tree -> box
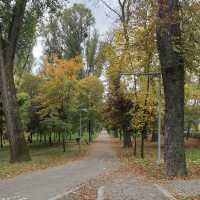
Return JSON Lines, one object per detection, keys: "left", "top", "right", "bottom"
{"left": 19, "top": 73, "right": 43, "bottom": 134}
{"left": 0, "top": 0, "right": 64, "bottom": 162}
{"left": 104, "top": 42, "right": 134, "bottom": 147}
{"left": 185, "top": 81, "right": 200, "bottom": 139}
{"left": 86, "top": 30, "right": 99, "bottom": 76}
{"left": 0, "top": 0, "right": 31, "bottom": 162}
{"left": 44, "top": 3, "right": 95, "bottom": 60}
{"left": 0, "top": 92, "right": 4, "bottom": 148}
{"left": 156, "top": 0, "right": 187, "bottom": 176}
{"left": 35, "top": 57, "right": 82, "bottom": 121}
{"left": 101, "top": 0, "right": 135, "bottom": 147}
{"left": 17, "top": 92, "right": 31, "bottom": 131}
{"left": 77, "top": 76, "right": 104, "bottom": 142}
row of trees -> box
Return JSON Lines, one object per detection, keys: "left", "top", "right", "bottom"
{"left": 102, "top": 0, "right": 200, "bottom": 177}
{"left": 0, "top": 1, "right": 104, "bottom": 162}
{"left": 0, "top": 0, "right": 63, "bottom": 162}
{"left": 16, "top": 57, "right": 103, "bottom": 150}
{"left": 0, "top": 0, "right": 199, "bottom": 178}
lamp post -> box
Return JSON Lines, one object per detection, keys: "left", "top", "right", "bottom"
{"left": 121, "top": 72, "right": 162, "bottom": 163}
{"left": 157, "top": 74, "right": 161, "bottom": 164}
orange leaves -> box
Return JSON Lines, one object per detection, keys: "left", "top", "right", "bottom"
{"left": 34, "top": 56, "right": 82, "bottom": 119}
{"left": 42, "top": 56, "right": 82, "bottom": 81}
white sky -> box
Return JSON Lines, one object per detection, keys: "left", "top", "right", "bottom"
{"left": 32, "top": 0, "right": 119, "bottom": 62}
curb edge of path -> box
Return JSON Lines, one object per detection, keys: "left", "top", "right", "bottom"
{"left": 154, "top": 184, "right": 177, "bottom": 200}
{"left": 48, "top": 186, "right": 80, "bottom": 200}
{"left": 96, "top": 186, "right": 104, "bottom": 200}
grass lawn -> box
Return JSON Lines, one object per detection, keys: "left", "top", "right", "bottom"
{"left": 0, "top": 131, "right": 99, "bottom": 179}
{"left": 117, "top": 137, "right": 200, "bottom": 179}
{"left": 0, "top": 141, "right": 88, "bottom": 179}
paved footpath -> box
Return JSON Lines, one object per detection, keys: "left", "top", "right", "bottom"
{"left": 0, "top": 132, "right": 119, "bottom": 200}
{"left": 1, "top": 132, "right": 199, "bottom": 200}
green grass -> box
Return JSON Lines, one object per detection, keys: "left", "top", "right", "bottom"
{"left": 0, "top": 143, "right": 86, "bottom": 179}
{"left": 186, "top": 148, "right": 200, "bottom": 163}
{"left": 119, "top": 138, "right": 200, "bottom": 179}
{"left": 70, "top": 131, "right": 99, "bottom": 142}
{"left": 0, "top": 131, "right": 99, "bottom": 179}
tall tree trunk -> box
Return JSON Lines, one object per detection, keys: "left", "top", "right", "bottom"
{"left": 151, "top": 131, "right": 158, "bottom": 142}
{"left": 39, "top": 132, "right": 42, "bottom": 143}
{"left": 49, "top": 132, "right": 52, "bottom": 146}
{"left": 62, "top": 133, "right": 66, "bottom": 152}
{"left": 44, "top": 133, "right": 47, "bottom": 144}
{"left": 141, "top": 128, "right": 145, "bottom": 159}
{"left": 123, "top": 130, "right": 132, "bottom": 148}
{"left": 0, "top": 93, "right": 3, "bottom": 148}
{"left": 59, "top": 132, "right": 61, "bottom": 143}
{"left": 119, "top": 130, "right": 122, "bottom": 141}
{"left": 134, "top": 136, "right": 137, "bottom": 156}
{"left": 113, "top": 128, "right": 119, "bottom": 138}
{"left": 0, "top": 0, "right": 30, "bottom": 162}
{"left": 156, "top": 0, "right": 187, "bottom": 176}
{"left": 88, "top": 119, "right": 92, "bottom": 143}
{"left": 186, "top": 122, "right": 191, "bottom": 140}
{"left": 0, "top": 131, "right": 3, "bottom": 148}
{"left": 0, "top": 54, "right": 30, "bottom": 162}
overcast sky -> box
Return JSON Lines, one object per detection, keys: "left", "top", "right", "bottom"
{"left": 32, "top": 0, "right": 119, "bottom": 61}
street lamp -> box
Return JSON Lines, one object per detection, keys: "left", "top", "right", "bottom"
{"left": 121, "top": 72, "right": 162, "bottom": 164}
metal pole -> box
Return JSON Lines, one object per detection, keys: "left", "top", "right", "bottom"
{"left": 157, "top": 75, "right": 161, "bottom": 164}
{"left": 121, "top": 71, "right": 162, "bottom": 163}
{"left": 80, "top": 111, "right": 82, "bottom": 139}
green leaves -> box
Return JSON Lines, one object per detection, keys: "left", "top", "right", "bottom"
{"left": 44, "top": 3, "right": 95, "bottom": 60}
{"left": 17, "top": 92, "right": 31, "bottom": 130}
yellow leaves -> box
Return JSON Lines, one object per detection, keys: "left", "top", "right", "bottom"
{"left": 34, "top": 56, "right": 82, "bottom": 119}
{"left": 42, "top": 56, "right": 82, "bottom": 81}
{"left": 77, "top": 75, "right": 104, "bottom": 108}
{"left": 34, "top": 56, "right": 104, "bottom": 120}
{"left": 114, "top": 31, "right": 125, "bottom": 45}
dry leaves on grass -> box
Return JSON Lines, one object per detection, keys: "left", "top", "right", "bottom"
{"left": 115, "top": 138, "right": 200, "bottom": 180}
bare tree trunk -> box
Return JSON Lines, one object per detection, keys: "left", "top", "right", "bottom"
{"left": 39, "top": 132, "right": 42, "bottom": 143}
{"left": 113, "top": 128, "right": 119, "bottom": 138}
{"left": 156, "top": 0, "right": 187, "bottom": 176}
{"left": 88, "top": 119, "right": 92, "bottom": 143}
{"left": 123, "top": 130, "right": 132, "bottom": 148}
{"left": 49, "top": 132, "right": 52, "bottom": 146}
{"left": 0, "top": 93, "right": 3, "bottom": 148}
{"left": 186, "top": 122, "right": 191, "bottom": 140}
{"left": 119, "top": 130, "right": 122, "bottom": 141}
{"left": 0, "top": 0, "right": 30, "bottom": 162}
{"left": 0, "top": 54, "right": 30, "bottom": 162}
{"left": 134, "top": 136, "right": 137, "bottom": 156}
{"left": 141, "top": 128, "right": 145, "bottom": 159}
{"left": 44, "top": 133, "right": 47, "bottom": 144}
{"left": 151, "top": 129, "right": 158, "bottom": 142}
{"left": 62, "top": 133, "right": 66, "bottom": 152}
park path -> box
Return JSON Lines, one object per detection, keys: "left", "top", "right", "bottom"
{"left": 1, "top": 131, "right": 198, "bottom": 200}
{"left": 0, "top": 132, "right": 120, "bottom": 200}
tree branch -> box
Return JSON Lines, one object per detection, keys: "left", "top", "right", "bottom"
{"left": 100, "top": 0, "right": 122, "bottom": 20}
{"left": 6, "top": 0, "right": 28, "bottom": 69}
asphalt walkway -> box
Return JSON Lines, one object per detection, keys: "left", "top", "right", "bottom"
{"left": 0, "top": 132, "right": 119, "bottom": 200}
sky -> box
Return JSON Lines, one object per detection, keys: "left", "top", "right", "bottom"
{"left": 32, "top": 0, "right": 119, "bottom": 62}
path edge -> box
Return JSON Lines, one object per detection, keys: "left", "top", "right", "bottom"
{"left": 48, "top": 186, "right": 80, "bottom": 200}
{"left": 154, "top": 184, "right": 177, "bottom": 200}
